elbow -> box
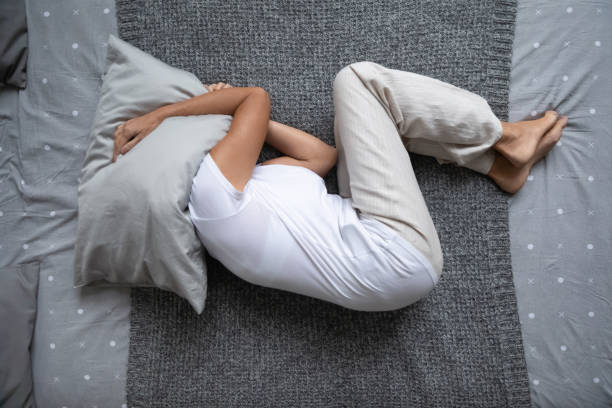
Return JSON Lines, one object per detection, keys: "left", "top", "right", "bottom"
{"left": 250, "top": 87, "right": 271, "bottom": 112}
{"left": 250, "top": 86, "right": 270, "bottom": 101}
{"left": 309, "top": 147, "right": 338, "bottom": 178}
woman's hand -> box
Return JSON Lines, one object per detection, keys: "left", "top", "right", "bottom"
{"left": 111, "top": 82, "right": 233, "bottom": 162}
{"left": 112, "top": 111, "right": 164, "bottom": 163}
{"left": 204, "top": 82, "right": 233, "bottom": 93}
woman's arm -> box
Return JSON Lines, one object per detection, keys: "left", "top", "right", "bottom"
{"left": 185, "top": 82, "right": 337, "bottom": 178}
{"left": 264, "top": 120, "right": 336, "bottom": 163}
{"left": 112, "top": 86, "right": 263, "bottom": 162}
{"left": 204, "top": 82, "right": 336, "bottom": 167}
{"left": 154, "top": 86, "right": 263, "bottom": 119}
{"left": 262, "top": 120, "right": 337, "bottom": 178}
{"left": 201, "top": 82, "right": 336, "bottom": 164}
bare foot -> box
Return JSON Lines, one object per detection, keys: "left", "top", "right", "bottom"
{"left": 488, "top": 115, "right": 568, "bottom": 194}
{"left": 495, "top": 111, "right": 559, "bottom": 167}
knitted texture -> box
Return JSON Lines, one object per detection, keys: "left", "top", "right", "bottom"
{"left": 115, "top": 0, "right": 530, "bottom": 406}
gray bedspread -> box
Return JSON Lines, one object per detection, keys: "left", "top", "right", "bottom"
{"left": 115, "top": 0, "right": 530, "bottom": 406}
{"left": 0, "top": 1, "right": 131, "bottom": 407}
{"left": 506, "top": 2, "right": 612, "bottom": 406}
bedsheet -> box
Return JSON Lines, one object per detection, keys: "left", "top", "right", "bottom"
{"left": 0, "top": 0, "right": 608, "bottom": 407}
{"left": 0, "top": 0, "right": 130, "bottom": 407}
{"left": 507, "top": 2, "right": 611, "bottom": 406}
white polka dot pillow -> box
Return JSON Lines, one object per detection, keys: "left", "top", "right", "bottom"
{"left": 72, "top": 34, "right": 232, "bottom": 314}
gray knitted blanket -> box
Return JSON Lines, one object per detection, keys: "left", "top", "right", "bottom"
{"left": 115, "top": 0, "right": 530, "bottom": 406}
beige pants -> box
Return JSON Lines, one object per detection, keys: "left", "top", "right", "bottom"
{"left": 332, "top": 61, "right": 503, "bottom": 280}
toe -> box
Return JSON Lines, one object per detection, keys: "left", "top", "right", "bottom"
{"left": 545, "top": 110, "right": 558, "bottom": 118}
{"left": 545, "top": 116, "right": 567, "bottom": 143}
{"left": 541, "top": 110, "right": 559, "bottom": 131}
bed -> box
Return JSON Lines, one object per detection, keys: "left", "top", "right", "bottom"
{"left": 0, "top": 0, "right": 609, "bottom": 406}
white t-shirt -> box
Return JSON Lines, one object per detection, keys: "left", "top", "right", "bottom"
{"left": 188, "top": 152, "right": 437, "bottom": 311}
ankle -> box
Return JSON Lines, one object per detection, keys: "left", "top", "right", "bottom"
{"left": 494, "top": 121, "right": 517, "bottom": 150}
{"left": 487, "top": 151, "right": 525, "bottom": 194}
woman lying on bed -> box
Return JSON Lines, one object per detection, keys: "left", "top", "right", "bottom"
{"left": 111, "top": 61, "right": 568, "bottom": 312}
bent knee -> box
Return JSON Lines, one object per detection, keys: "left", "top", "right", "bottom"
{"left": 333, "top": 61, "right": 376, "bottom": 93}
{"left": 333, "top": 65, "right": 358, "bottom": 93}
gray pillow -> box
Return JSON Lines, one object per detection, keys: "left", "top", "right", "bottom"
{"left": 73, "top": 34, "right": 232, "bottom": 314}
{"left": 0, "top": 261, "right": 39, "bottom": 408}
